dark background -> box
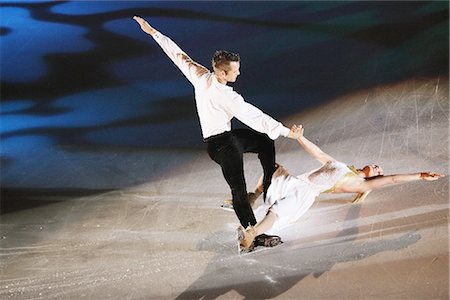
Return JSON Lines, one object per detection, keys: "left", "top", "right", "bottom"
{"left": 1, "top": 0, "right": 448, "bottom": 200}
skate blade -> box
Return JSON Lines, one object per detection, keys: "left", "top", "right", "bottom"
{"left": 221, "top": 200, "right": 234, "bottom": 212}
{"left": 220, "top": 204, "right": 234, "bottom": 212}
{"left": 236, "top": 227, "right": 253, "bottom": 255}
{"left": 238, "top": 242, "right": 254, "bottom": 255}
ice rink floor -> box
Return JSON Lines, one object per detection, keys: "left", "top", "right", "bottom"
{"left": 2, "top": 78, "right": 448, "bottom": 299}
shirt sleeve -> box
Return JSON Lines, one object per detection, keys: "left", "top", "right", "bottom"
{"left": 225, "top": 92, "right": 290, "bottom": 140}
{"left": 152, "top": 31, "right": 209, "bottom": 86}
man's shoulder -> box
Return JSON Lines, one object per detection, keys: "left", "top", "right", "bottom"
{"left": 194, "top": 72, "right": 213, "bottom": 90}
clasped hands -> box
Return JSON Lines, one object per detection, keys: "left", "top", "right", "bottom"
{"left": 288, "top": 124, "right": 304, "bottom": 140}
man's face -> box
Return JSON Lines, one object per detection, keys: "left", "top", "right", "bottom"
{"left": 223, "top": 61, "right": 240, "bottom": 82}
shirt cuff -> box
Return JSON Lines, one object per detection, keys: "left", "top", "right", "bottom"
{"left": 279, "top": 126, "right": 291, "bottom": 138}
{"left": 268, "top": 125, "right": 290, "bottom": 140}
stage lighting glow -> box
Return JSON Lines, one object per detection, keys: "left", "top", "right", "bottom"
{"left": 51, "top": 1, "right": 161, "bottom": 16}
{"left": 0, "top": 7, "right": 92, "bottom": 83}
{"left": 0, "top": 100, "right": 34, "bottom": 113}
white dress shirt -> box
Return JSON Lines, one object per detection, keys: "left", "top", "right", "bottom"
{"left": 152, "top": 31, "right": 290, "bottom": 140}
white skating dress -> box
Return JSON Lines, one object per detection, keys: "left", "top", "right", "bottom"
{"left": 254, "top": 160, "right": 357, "bottom": 232}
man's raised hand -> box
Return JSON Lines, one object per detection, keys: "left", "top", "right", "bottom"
{"left": 133, "top": 15, "right": 157, "bottom": 36}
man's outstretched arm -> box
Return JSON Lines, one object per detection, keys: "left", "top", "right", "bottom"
{"left": 133, "top": 15, "right": 158, "bottom": 36}
{"left": 133, "top": 16, "right": 209, "bottom": 85}
{"left": 226, "top": 93, "right": 302, "bottom": 140}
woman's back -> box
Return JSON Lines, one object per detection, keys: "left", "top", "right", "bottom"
{"left": 302, "top": 160, "right": 352, "bottom": 191}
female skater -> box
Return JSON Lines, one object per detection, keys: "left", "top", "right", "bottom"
{"left": 238, "top": 125, "right": 444, "bottom": 251}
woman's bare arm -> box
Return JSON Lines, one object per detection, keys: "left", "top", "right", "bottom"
{"left": 354, "top": 172, "right": 444, "bottom": 193}
{"left": 294, "top": 125, "right": 335, "bottom": 164}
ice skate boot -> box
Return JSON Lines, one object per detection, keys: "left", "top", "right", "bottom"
{"left": 237, "top": 225, "right": 256, "bottom": 253}
{"left": 254, "top": 233, "right": 283, "bottom": 247}
{"left": 220, "top": 199, "right": 234, "bottom": 211}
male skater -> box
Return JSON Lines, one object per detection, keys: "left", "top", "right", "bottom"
{"left": 133, "top": 16, "right": 300, "bottom": 248}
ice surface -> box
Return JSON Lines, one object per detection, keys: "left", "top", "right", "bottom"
{"left": 1, "top": 78, "right": 448, "bottom": 299}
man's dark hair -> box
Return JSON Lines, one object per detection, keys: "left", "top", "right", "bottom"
{"left": 212, "top": 50, "right": 240, "bottom": 71}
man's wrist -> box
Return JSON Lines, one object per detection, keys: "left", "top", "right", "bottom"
{"left": 283, "top": 127, "right": 294, "bottom": 138}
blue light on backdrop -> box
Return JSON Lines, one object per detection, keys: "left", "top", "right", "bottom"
{"left": 0, "top": 1, "right": 448, "bottom": 189}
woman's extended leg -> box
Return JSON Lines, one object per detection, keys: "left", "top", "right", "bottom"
{"left": 254, "top": 210, "right": 278, "bottom": 236}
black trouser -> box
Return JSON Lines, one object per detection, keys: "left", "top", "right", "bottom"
{"left": 206, "top": 129, "right": 276, "bottom": 227}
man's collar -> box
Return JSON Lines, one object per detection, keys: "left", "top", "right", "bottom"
{"left": 212, "top": 73, "right": 232, "bottom": 90}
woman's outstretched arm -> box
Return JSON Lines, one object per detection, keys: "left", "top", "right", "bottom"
{"left": 294, "top": 125, "right": 336, "bottom": 164}
{"left": 354, "top": 172, "right": 444, "bottom": 193}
